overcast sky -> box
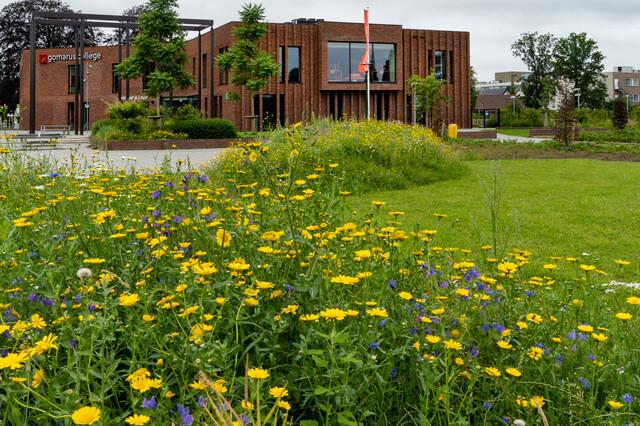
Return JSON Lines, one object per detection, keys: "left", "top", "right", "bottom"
{"left": 33, "top": 0, "right": 640, "bottom": 81}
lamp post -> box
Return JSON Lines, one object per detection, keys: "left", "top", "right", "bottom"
{"left": 84, "top": 63, "right": 92, "bottom": 131}
{"left": 573, "top": 88, "right": 581, "bottom": 109}
{"left": 625, "top": 94, "right": 630, "bottom": 112}
{"left": 510, "top": 95, "right": 516, "bottom": 113}
{"left": 411, "top": 81, "right": 417, "bottom": 125}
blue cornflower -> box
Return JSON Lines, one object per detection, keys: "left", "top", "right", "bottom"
{"left": 387, "top": 279, "right": 397, "bottom": 290}
{"left": 151, "top": 190, "right": 161, "bottom": 200}
{"left": 378, "top": 319, "right": 388, "bottom": 328}
{"left": 578, "top": 377, "right": 591, "bottom": 390}
{"left": 142, "top": 396, "right": 157, "bottom": 409}
{"left": 389, "top": 367, "right": 397, "bottom": 380}
{"left": 368, "top": 342, "right": 379, "bottom": 350}
{"left": 622, "top": 393, "right": 634, "bottom": 404}
{"left": 470, "top": 346, "right": 479, "bottom": 357}
{"left": 197, "top": 395, "right": 206, "bottom": 408}
{"left": 177, "top": 404, "right": 194, "bottom": 426}
{"left": 483, "top": 401, "right": 493, "bottom": 409}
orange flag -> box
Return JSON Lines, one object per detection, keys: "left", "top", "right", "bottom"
{"left": 357, "top": 9, "right": 369, "bottom": 74}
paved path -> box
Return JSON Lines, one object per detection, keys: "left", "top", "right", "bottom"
{"left": 496, "top": 132, "right": 550, "bottom": 143}
{"left": 4, "top": 142, "right": 226, "bottom": 171}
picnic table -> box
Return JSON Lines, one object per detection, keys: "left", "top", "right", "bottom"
{"left": 13, "top": 132, "right": 63, "bottom": 149}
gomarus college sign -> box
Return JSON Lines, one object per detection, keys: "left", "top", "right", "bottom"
{"left": 38, "top": 52, "right": 103, "bottom": 65}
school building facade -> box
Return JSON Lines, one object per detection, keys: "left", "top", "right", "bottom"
{"left": 20, "top": 19, "right": 471, "bottom": 132}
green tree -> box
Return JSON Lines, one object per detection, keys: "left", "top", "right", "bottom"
{"left": 115, "top": 0, "right": 194, "bottom": 117}
{"left": 408, "top": 73, "right": 449, "bottom": 132}
{"left": 470, "top": 66, "right": 478, "bottom": 110}
{"left": 612, "top": 97, "right": 628, "bottom": 130}
{"left": 217, "top": 3, "right": 278, "bottom": 131}
{"left": 553, "top": 32, "right": 607, "bottom": 109}
{"left": 555, "top": 80, "right": 577, "bottom": 147}
{"left": 511, "top": 32, "right": 557, "bottom": 110}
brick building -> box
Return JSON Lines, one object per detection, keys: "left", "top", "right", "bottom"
{"left": 20, "top": 19, "right": 471, "bottom": 131}
{"left": 604, "top": 66, "right": 640, "bottom": 106}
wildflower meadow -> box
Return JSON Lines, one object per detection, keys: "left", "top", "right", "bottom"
{"left": 0, "top": 120, "right": 638, "bottom": 425}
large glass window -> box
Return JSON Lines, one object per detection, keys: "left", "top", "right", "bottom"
{"left": 287, "top": 47, "right": 300, "bottom": 83}
{"left": 218, "top": 48, "right": 228, "bottom": 85}
{"left": 68, "top": 65, "right": 79, "bottom": 94}
{"left": 327, "top": 42, "right": 395, "bottom": 83}
{"left": 434, "top": 51, "right": 446, "bottom": 81}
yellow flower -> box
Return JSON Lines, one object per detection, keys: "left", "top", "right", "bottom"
{"left": 608, "top": 400, "right": 624, "bottom": 409}
{"left": 330, "top": 275, "right": 360, "bottom": 286}
{"left": 125, "top": 414, "right": 151, "bottom": 425}
{"left": 299, "top": 313, "right": 319, "bottom": 322}
{"left": 615, "top": 259, "right": 631, "bottom": 266}
{"left": 119, "top": 293, "right": 140, "bottom": 307}
{"left": 425, "top": 335, "right": 441, "bottom": 345}
{"left": 443, "top": 339, "right": 462, "bottom": 351}
{"left": 398, "top": 291, "right": 413, "bottom": 300}
{"left": 505, "top": 367, "right": 522, "bottom": 377}
{"left": 320, "top": 308, "right": 347, "bottom": 321}
{"left": 30, "top": 313, "right": 47, "bottom": 329}
{"left": 615, "top": 312, "right": 632, "bottom": 320}
{"left": 484, "top": 367, "right": 501, "bottom": 378}
{"left": 366, "top": 307, "right": 389, "bottom": 318}
{"left": 216, "top": 228, "right": 232, "bottom": 248}
{"left": 577, "top": 324, "right": 594, "bottom": 333}
{"left": 627, "top": 296, "right": 640, "bottom": 305}
{"left": 543, "top": 263, "right": 557, "bottom": 270}
{"left": 247, "top": 367, "right": 269, "bottom": 380}
{"left": 497, "top": 261, "right": 518, "bottom": 276}
{"left": 31, "top": 333, "right": 59, "bottom": 356}
{"left": 591, "top": 332, "right": 608, "bottom": 342}
{"left": 71, "top": 406, "right": 101, "bottom": 425}
{"left": 281, "top": 305, "right": 299, "bottom": 314}
{"left": 83, "top": 258, "right": 106, "bottom": 265}
{"left": 32, "top": 368, "right": 45, "bottom": 388}
{"left": 269, "top": 386, "right": 289, "bottom": 398}
{"left": 276, "top": 400, "right": 291, "bottom": 410}
{"left": 579, "top": 264, "right": 596, "bottom": 272}
{"left": 248, "top": 151, "right": 259, "bottom": 162}
{"left": 529, "top": 395, "right": 545, "bottom": 408}
{"left": 0, "top": 352, "right": 28, "bottom": 370}
{"left": 496, "top": 340, "right": 512, "bottom": 350}
{"left": 527, "top": 346, "right": 544, "bottom": 361}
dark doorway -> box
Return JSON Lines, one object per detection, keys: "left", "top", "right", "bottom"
{"left": 262, "top": 94, "right": 277, "bottom": 130}
{"left": 67, "top": 102, "right": 75, "bottom": 131}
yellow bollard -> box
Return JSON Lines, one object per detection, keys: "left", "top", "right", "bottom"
{"left": 447, "top": 123, "right": 458, "bottom": 138}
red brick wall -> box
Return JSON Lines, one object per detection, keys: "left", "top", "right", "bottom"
{"left": 20, "top": 20, "right": 470, "bottom": 131}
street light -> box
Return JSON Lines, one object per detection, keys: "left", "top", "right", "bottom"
{"left": 510, "top": 95, "right": 516, "bottom": 113}
{"left": 84, "top": 63, "right": 93, "bottom": 131}
{"left": 625, "top": 94, "right": 630, "bottom": 113}
{"left": 573, "top": 88, "right": 581, "bottom": 109}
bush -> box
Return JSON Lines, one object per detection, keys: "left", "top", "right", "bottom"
{"left": 166, "top": 118, "right": 237, "bottom": 139}
{"left": 500, "top": 108, "right": 543, "bottom": 127}
{"left": 208, "top": 119, "right": 466, "bottom": 194}
{"left": 147, "top": 129, "right": 188, "bottom": 140}
{"left": 107, "top": 101, "right": 151, "bottom": 135}
{"left": 91, "top": 119, "right": 113, "bottom": 135}
{"left": 170, "top": 104, "right": 203, "bottom": 121}
{"left": 577, "top": 128, "right": 640, "bottom": 142}
{"left": 612, "top": 98, "right": 629, "bottom": 130}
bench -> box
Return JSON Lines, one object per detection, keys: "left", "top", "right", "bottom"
{"left": 40, "top": 125, "right": 70, "bottom": 136}
{"left": 13, "top": 133, "right": 63, "bottom": 149}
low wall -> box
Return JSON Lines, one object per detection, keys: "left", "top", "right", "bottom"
{"left": 457, "top": 129, "right": 497, "bottom": 139}
{"left": 97, "top": 138, "right": 239, "bottom": 150}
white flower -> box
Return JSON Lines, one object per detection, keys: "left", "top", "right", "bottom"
{"left": 76, "top": 268, "right": 92, "bottom": 279}
{"left": 513, "top": 420, "right": 526, "bottom": 426}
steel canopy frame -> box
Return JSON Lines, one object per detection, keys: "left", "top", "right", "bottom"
{"left": 28, "top": 11, "right": 214, "bottom": 134}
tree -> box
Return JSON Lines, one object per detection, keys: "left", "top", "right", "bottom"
{"left": 555, "top": 79, "right": 576, "bottom": 147}
{"left": 217, "top": 4, "right": 279, "bottom": 131}
{"left": 0, "top": 0, "right": 102, "bottom": 109}
{"left": 407, "top": 73, "right": 449, "bottom": 133}
{"left": 102, "top": 4, "right": 150, "bottom": 45}
{"left": 553, "top": 32, "right": 607, "bottom": 109}
{"left": 115, "top": 0, "right": 194, "bottom": 117}
{"left": 470, "top": 66, "right": 478, "bottom": 111}
{"left": 511, "top": 32, "right": 557, "bottom": 109}
{"left": 612, "top": 98, "right": 628, "bottom": 130}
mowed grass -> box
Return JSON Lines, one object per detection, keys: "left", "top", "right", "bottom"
{"left": 347, "top": 159, "right": 640, "bottom": 280}
{"left": 497, "top": 128, "right": 530, "bottom": 138}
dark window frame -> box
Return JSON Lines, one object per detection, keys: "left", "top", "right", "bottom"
{"left": 287, "top": 46, "right": 301, "bottom": 83}
{"left": 68, "top": 64, "right": 79, "bottom": 94}
{"left": 111, "top": 63, "right": 120, "bottom": 94}
{"left": 434, "top": 50, "right": 446, "bottom": 81}
{"left": 202, "top": 53, "right": 208, "bottom": 88}
{"left": 218, "top": 48, "right": 229, "bottom": 85}
{"left": 327, "top": 41, "right": 396, "bottom": 83}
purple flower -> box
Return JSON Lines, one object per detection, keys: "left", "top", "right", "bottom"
{"left": 152, "top": 209, "right": 161, "bottom": 218}
{"left": 172, "top": 216, "right": 183, "bottom": 224}
{"left": 368, "top": 342, "right": 379, "bottom": 350}
{"left": 26, "top": 293, "right": 38, "bottom": 302}
{"left": 177, "top": 404, "right": 193, "bottom": 426}
{"left": 470, "top": 346, "right": 478, "bottom": 357}
{"left": 578, "top": 377, "right": 591, "bottom": 390}
{"left": 41, "top": 297, "right": 55, "bottom": 307}
{"left": 49, "top": 172, "right": 61, "bottom": 178}
{"left": 88, "top": 303, "right": 97, "bottom": 311}
{"left": 151, "top": 190, "right": 161, "bottom": 200}
{"left": 622, "top": 393, "right": 634, "bottom": 404}
{"left": 389, "top": 367, "right": 397, "bottom": 380}
{"left": 285, "top": 283, "right": 294, "bottom": 292}
{"left": 240, "top": 413, "right": 251, "bottom": 425}
{"left": 197, "top": 395, "right": 206, "bottom": 408}
{"left": 378, "top": 319, "right": 388, "bottom": 328}
{"left": 524, "top": 290, "right": 534, "bottom": 297}
{"left": 387, "top": 279, "right": 397, "bottom": 290}
{"left": 567, "top": 330, "right": 577, "bottom": 340}
{"left": 198, "top": 174, "right": 209, "bottom": 183}
{"left": 68, "top": 339, "right": 78, "bottom": 349}
{"left": 438, "top": 281, "right": 449, "bottom": 289}
{"left": 142, "top": 396, "right": 157, "bottom": 409}
{"left": 464, "top": 268, "right": 480, "bottom": 282}
{"left": 483, "top": 401, "right": 493, "bottom": 409}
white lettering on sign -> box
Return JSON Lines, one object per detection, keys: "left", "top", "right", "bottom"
{"left": 41, "top": 52, "right": 103, "bottom": 64}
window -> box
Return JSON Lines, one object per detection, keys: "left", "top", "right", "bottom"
{"left": 68, "top": 65, "right": 79, "bottom": 94}
{"left": 192, "top": 57, "right": 196, "bottom": 77}
{"left": 203, "top": 53, "right": 208, "bottom": 88}
{"left": 625, "top": 78, "right": 639, "bottom": 87}
{"left": 218, "top": 48, "right": 228, "bottom": 85}
{"left": 434, "top": 51, "right": 446, "bottom": 81}
{"left": 287, "top": 47, "right": 300, "bottom": 83}
{"left": 278, "top": 46, "right": 285, "bottom": 83}
{"left": 112, "top": 64, "right": 120, "bottom": 94}
{"left": 428, "top": 50, "right": 433, "bottom": 74}
{"left": 327, "top": 42, "right": 396, "bottom": 83}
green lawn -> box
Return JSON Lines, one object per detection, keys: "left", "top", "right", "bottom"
{"left": 497, "top": 128, "right": 530, "bottom": 138}
{"left": 347, "top": 159, "right": 640, "bottom": 279}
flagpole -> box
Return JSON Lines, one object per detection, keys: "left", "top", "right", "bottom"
{"left": 365, "top": 7, "right": 370, "bottom": 120}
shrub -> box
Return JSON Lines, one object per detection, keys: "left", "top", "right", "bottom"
{"left": 166, "top": 118, "right": 237, "bottom": 139}
{"left": 170, "top": 104, "right": 203, "bottom": 121}
{"left": 612, "top": 98, "right": 629, "bottom": 130}
{"left": 499, "top": 108, "right": 543, "bottom": 127}
{"left": 147, "top": 129, "right": 188, "bottom": 140}
{"left": 577, "top": 128, "right": 640, "bottom": 142}
{"left": 91, "top": 118, "right": 113, "bottom": 135}
{"left": 208, "top": 119, "right": 466, "bottom": 194}
{"left": 107, "top": 101, "right": 151, "bottom": 135}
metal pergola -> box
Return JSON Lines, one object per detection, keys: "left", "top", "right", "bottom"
{"left": 29, "top": 11, "right": 214, "bottom": 134}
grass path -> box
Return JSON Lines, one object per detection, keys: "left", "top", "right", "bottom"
{"left": 347, "top": 159, "right": 640, "bottom": 279}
